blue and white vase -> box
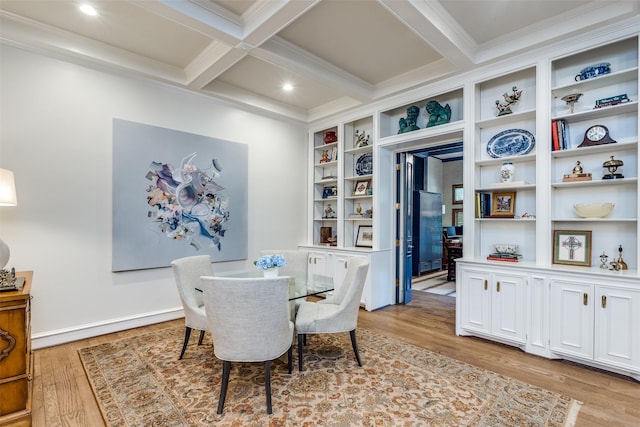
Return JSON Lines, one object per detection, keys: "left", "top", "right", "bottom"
{"left": 500, "top": 162, "right": 515, "bottom": 183}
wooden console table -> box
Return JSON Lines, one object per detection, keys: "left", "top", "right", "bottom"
{"left": 0, "top": 271, "right": 33, "bottom": 426}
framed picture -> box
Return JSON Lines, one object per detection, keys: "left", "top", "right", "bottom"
{"left": 452, "top": 184, "right": 463, "bottom": 204}
{"left": 553, "top": 230, "right": 592, "bottom": 267}
{"left": 491, "top": 191, "right": 516, "bottom": 217}
{"left": 452, "top": 208, "right": 463, "bottom": 226}
{"left": 322, "top": 185, "right": 337, "bottom": 199}
{"left": 353, "top": 180, "right": 369, "bottom": 196}
{"left": 320, "top": 226, "right": 332, "bottom": 244}
{"left": 355, "top": 225, "right": 373, "bottom": 248}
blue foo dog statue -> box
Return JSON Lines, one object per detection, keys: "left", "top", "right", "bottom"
{"left": 398, "top": 105, "right": 420, "bottom": 134}
{"left": 425, "top": 100, "right": 451, "bottom": 127}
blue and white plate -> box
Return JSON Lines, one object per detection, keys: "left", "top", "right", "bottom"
{"left": 486, "top": 129, "right": 535, "bottom": 158}
{"left": 356, "top": 153, "right": 373, "bottom": 175}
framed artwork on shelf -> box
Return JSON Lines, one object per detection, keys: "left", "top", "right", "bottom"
{"left": 452, "top": 184, "right": 463, "bottom": 204}
{"left": 490, "top": 191, "right": 516, "bottom": 217}
{"left": 452, "top": 208, "right": 463, "bottom": 226}
{"left": 320, "top": 226, "right": 332, "bottom": 244}
{"left": 322, "top": 186, "right": 337, "bottom": 199}
{"left": 353, "top": 180, "right": 369, "bottom": 196}
{"left": 355, "top": 225, "right": 373, "bottom": 248}
{"left": 553, "top": 230, "right": 592, "bottom": 267}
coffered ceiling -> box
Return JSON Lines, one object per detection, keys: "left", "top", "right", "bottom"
{"left": 1, "top": 1, "right": 638, "bottom": 123}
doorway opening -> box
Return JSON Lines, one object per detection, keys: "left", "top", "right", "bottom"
{"left": 395, "top": 141, "right": 463, "bottom": 304}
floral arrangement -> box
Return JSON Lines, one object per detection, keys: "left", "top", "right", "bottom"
{"left": 254, "top": 254, "right": 286, "bottom": 270}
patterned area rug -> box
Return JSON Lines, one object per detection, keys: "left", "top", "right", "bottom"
{"left": 78, "top": 326, "right": 581, "bottom": 426}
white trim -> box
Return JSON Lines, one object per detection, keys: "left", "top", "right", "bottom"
{"left": 31, "top": 307, "right": 185, "bottom": 350}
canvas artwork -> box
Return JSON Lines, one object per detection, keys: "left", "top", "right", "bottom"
{"left": 112, "top": 119, "right": 248, "bottom": 271}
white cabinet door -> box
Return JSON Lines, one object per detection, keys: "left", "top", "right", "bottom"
{"left": 550, "top": 279, "right": 594, "bottom": 360}
{"left": 458, "top": 265, "right": 527, "bottom": 345}
{"left": 459, "top": 268, "right": 492, "bottom": 335}
{"left": 308, "top": 251, "right": 329, "bottom": 277}
{"left": 491, "top": 272, "right": 526, "bottom": 344}
{"left": 595, "top": 285, "right": 640, "bottom": 371}
{"left": 332, "top": 254, "right": 350, "bottom": 296}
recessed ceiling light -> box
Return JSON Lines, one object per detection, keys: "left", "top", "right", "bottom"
{"left": 79, "top": 4, "right": 98, "bottom": 16}
{"left": 282, "top": 83, "right": 294, "bottom": 92}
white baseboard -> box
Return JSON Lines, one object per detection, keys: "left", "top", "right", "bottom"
{"left": 32, "top": 307, "right": 185, "bottom": 350}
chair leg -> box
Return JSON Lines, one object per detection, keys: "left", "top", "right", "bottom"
{"left": 197, "top": 329, "right": 205, "bottom": 345}
{"left": 349, "top": 329, "right": 363, "bottom": 367}
{"left": 264, "top": 360, "right": 272, "bottom": 414}
{"left": 297, "top": 334, "right": 305, "bottom": 371}
{"left": 287, "top": 345, "right": 293, "bottom": 374}
{"left": 217, "top": 360, "right": 231, "bottom": 414}
{"left": 179, "top": 327, "right": 192, "bottom": 360}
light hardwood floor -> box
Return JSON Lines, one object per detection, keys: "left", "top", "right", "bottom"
{"left": 32, "top": 291, "right": 639, "bottom": 426}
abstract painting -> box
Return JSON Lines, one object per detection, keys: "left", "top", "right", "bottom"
{"left": 112, "top": 119, "right": 248, "bottom": 271}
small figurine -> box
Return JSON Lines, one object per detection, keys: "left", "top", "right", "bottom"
{"left": 599, "top": 252, "right": 608, "bottom": 269}
{"left": 324, "top": 203, "right": 336, "bottom": 219}
{"left": 573, "top": 161, "right": 583, "bottom": 174}
{"left": 319, "top": 149, "right": 330, "bottom": 163}
{"left": 354, "top": 129, "right": 370, "bottom": 147}
{"left": 616, "top": 244, "right": 628, "bottom": 270}
{"left": 562, "top": 160, "right": 591, "bottom": 182}
{"left": 495, "top": 86, "right": 523, "bottom": 116}
{"left": 398, "top": 105, "right": 420, "bottom": 134}
{"left": 425, "top": 100, "right": 451, "bottom": 127}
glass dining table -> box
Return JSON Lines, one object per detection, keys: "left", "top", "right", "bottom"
{"left": 195, "top": 270, "right": 334, "bottom": 301}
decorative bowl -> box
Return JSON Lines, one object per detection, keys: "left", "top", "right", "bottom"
{"left": 573, "top": 203, "right": 614, "bottom": 218}
{"left": 494, "top": 244, "right": 519, "bottom": 255}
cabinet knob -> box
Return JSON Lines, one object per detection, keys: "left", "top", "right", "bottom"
{"left": 601, "top": 295, "right": 607, "bottom": 308}
{"left": 583, "top": 293, "right": 588, "bottom": 306}
{"left": 484, "top": 280, "right": 488, "bottom": 290}
{"left": 496, "top": 281, "right": 500, "bottom": 292}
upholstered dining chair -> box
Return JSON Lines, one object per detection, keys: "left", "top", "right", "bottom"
{"left": 200, "top": 276, "right": 294, "bottom": 415}
{"left": 170, "top": 255, "right": 213, "bottom": 360}
{"left": 259, "top": 249, "right": 309, "bottom": 278}
{"left": 295, "top": 257, "right": 369, "bottom": 371}
{"left": 260, "top": 249, "right": 310, "bottom": 314}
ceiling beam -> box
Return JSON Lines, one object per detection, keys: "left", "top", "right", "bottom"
{"left": 379, "top": 0, "right": 476, "bottom": 69}
{"left": 0, "top": 11, "right": 185, "bottom": 84}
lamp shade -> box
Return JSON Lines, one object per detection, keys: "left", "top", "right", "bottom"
{"left": 0, "top": 169, "right": 17, "bottom": 206}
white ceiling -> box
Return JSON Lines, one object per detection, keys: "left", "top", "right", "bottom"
{"left": 1, "top": 1, "right": 638, "bottom": 123}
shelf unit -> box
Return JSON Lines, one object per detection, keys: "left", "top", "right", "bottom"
{"left": 342, "top": 116, "right": 374, "bottom": 249}
{"left": 549, "top": 36, "right": 639, "bottom": 269}
{"left": 311, "top": 126, "right": 340, "bottom": 246}
{"left": 472, "top": 66, "right": 538, "bottom": 262}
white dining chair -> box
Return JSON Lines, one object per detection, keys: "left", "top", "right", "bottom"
{"left": 295, "top": 257, "right": 369, "bottom": 371}
{"left": 200, "top": 275, "right": 294, "bottom": 414}
{"left": 259, "top": 249, "right": 309, "bottom": 277}
{"left": 170, "top": 255, "right": 213, "bottom": 359}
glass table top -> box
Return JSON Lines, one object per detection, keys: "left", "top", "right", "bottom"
{"left": 196, "top": 270, "right": 333, "bottom": 301}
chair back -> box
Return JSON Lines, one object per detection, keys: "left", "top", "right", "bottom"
{"left": 201, "top": 276, "right": 293, "bottom": 362}
{"left": 171, "top": 255, "right": 212, "bottom": 329}
{"left": 331, "top": 257, "right": 369, "bottom": 308}
{"left": 259, "top": 249, "right": 309, "bottom": 278}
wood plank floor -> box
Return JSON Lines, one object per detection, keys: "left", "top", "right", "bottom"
{"left": 32, "top": 291, "right": 639, "bottom": 426}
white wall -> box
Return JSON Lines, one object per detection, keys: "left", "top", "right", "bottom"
{"left": 0, "top": 46, "right": 308, "bottom": 347}
{"left": 443, "top": 160, "right": 463, "bottom": 226}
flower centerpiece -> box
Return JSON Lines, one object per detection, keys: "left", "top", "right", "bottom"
{"left": 254, "top": 254, "right": 286, "bottom": 277}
